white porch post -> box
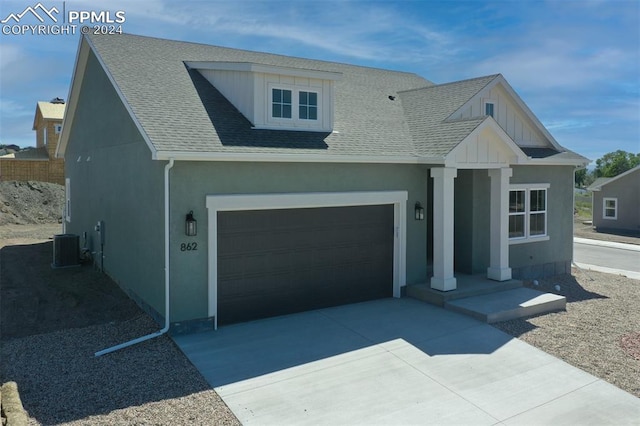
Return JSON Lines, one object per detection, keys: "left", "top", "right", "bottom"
{"left": 430, "top": 167, "right": 457, "bottom": 291}
{"left": 487, "top": 167, "right": 513, "bottom": 281}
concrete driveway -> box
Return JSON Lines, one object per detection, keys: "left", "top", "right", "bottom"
{"left": 173, "top": 298, "right": 640, "bottom": 425}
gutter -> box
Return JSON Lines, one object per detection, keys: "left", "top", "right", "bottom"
{"left": 95, "top": 158, "right": 175, "bottom": 357}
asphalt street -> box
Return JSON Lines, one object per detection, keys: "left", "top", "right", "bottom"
{"left": 574, "top": 238, "right": 640, "bottom": 279}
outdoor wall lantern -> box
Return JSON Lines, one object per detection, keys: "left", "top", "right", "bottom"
{"left": 414, "top": 202, "right": 425, "bottom": 221}
{"left": 185, "top": 210, "right": 197, "bottom": 236}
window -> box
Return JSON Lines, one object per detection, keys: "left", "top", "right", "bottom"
{"left": 272, "top": 88, "right": 292, "bottom": 118}
{"left": 269, "top": 86, "right": 320, "bottom": 124}
{"left": 299, "top": 91, "right": 317, "bottom": 120}
{"left": 603, "top": 198, "right": 617, "bottom": 220}
{"left": 54, "top": 124, "right": 62, "bottom": 134}
{"left": 509, "top": 185, "right": 548, "bottom": 242}
{"left": 485, "top": 102, "right": 495, "bottom": 118}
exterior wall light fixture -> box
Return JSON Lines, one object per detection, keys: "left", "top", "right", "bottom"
{"left": 415, "top": 202, "right": 425, "bottom": 221}
{"left": 185, "top": 210, "right": 197, "bottom": 236}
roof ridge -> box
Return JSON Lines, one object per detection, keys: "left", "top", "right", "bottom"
{"left": 88, "top": 32, "right": 432, "bottom": 81}
{"left": 398, "top": 74, "right": 500, "bottom": 95}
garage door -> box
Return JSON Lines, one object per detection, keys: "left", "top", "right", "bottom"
{"left": 217, "top": 204, "right": 394, "bottom": 325}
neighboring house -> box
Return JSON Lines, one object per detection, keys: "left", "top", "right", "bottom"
{"left": 57, "top": 33, "right": 588, "bottom": 332}
{"left": 0, "top": 99, "right": 65, "bottom": 185}
{"left": 588, "top": 166, "right": 640, "bottom": 235}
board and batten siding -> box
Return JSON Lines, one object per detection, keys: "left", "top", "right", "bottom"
{"left": 198, "top": 69, "right": 256, "bottom": 123}
{"left": 451, "top": 84, "right": 548, "bottom": 148}
{"left": 197, "top": 70, "right": 334, "bottom": 131}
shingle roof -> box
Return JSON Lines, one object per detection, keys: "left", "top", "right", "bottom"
{"left": 37, "top": 102, "right": 65, "bottom": 120}
{"left": 87, "top": 33, "right": 432, "bottom": 157}
{"left": 80, "top": 34, "right": 584, "bottom": 165}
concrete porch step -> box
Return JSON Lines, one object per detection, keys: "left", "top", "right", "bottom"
{"left": 444, "top": 287, "right": 566, "bottom": 323}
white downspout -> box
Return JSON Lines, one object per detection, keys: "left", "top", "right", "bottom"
{"left": 95, "top": 158, "right": 175, "bottom": 357}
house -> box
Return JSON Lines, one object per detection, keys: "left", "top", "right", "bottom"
{"left": 588, "top": 166, "right": 640, "bottom": 235}
{"left": 0, "top": 98, "right": 66, "bottom": 185}
{"left": 57, "top": 33, "right": 588, "bottom": 332}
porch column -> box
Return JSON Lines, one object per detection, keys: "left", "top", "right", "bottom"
{"left": 430, "top": 167, "right": 457, "bottom": 291}
{"left": 487, "top": 167, "right": 513, "bottom": 281}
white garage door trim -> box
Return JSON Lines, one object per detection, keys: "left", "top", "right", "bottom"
{"left": 206, "top": 191, "right": 408, "bottom": 329}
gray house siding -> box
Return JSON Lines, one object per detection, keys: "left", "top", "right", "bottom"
{"left": 592, "top": 169, "right": 640, "bottom": 234}
{"left": 509, "top": 165, "right": 574, "bottom": 278}
{"left": 168, "top": 161, "right": 429, "bottom": 322}
{"left": 64, "top": 51, "right": 166, "bottom": 319}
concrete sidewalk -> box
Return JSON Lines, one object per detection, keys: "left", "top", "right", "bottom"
{"left": 574, "top": 237, "right": 640, "bottom": 280}
{"left": 174, "top": 298, "right": 640, "bottom": 425}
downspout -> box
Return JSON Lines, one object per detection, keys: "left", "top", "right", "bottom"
{"left": 95, "top": 158, "right": 175, "bottom": 357}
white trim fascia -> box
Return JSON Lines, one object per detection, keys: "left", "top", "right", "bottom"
{"left": 185, "top": 61, "right": 343, "bottom": 81}
{"left": 56, "top": 36, "right": 87, "bottom": 158}
{"left": 206, "top": 190, "right": 408, "bottom": 326}
{"left": 154, "top": 150, "right": 445, "bottom": 165}
{"left": 595, "top": 165, "right": 640, "bottom": 189}
{"left": 445, "top": 117, "right": 527, "bottom": 168}
{"left": 525, "top": 157, "right": 591, "bottom": 167}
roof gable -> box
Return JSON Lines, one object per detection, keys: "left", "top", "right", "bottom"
{"left": 33, "top": 101, "right": 65, "bottom": 130}
{"left": 588, "top": 166, "right": 640, "bottom": 191}
{"left": 450, "top": 75, "right": 562, "bottom": 151}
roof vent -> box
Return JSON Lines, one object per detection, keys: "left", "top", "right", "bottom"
{"left": 50, "top": 97, "right": 65, "bottom": 104}
{"left": 388, "top": 95, "right": 396, "bottom": 101}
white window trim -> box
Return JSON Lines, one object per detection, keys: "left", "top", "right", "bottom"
{"left": 206, "top": 191, "right": 407, "bottom": 329}
{"left": 509, "top": 183, "right": 550, "bottom": 245}
{"left": 54, "top": 124, "right": 62, "bottom": 134}
{"left": 65, "top": 178, "right": 71, "bottom": 222}
{"left": 267, "top": 83, "right": 322, "bottom": 127}
{"left": 603, "top": 197, "right": 617, "bottom": 220}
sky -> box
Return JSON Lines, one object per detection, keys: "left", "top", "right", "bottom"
{"left": 0, "top": 0, "right": 638, "bottom": 164}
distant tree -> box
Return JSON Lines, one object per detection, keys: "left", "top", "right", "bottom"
{"left": 594, "top": 150, "right": 640, "bottom": 178}
{"left": 575, "top": 168, "right": 587, "bottom": 187}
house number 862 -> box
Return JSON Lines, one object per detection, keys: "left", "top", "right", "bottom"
{"left": 180, "top": 242, "right": 198, "bottom": 252}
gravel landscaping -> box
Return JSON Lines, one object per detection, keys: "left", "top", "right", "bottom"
{"left": 1, "top": 222, "right": 240, "bottom": 425}
{"left": 494, "top": 268, "right": 640, "bottom": 398}
{"left": 1, "top": 197, "right": 638, "bottom": 424}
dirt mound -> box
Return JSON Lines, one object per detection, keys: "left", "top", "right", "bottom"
{"left": 0, "top": 181, "right": 64, "bottom": 225}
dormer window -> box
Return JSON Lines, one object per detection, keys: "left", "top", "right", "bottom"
{"left": 187, "top": 61, "right": 341, "bottom": 132}
{"left": 269, "top": 85, "right": 321, "bottom": 125}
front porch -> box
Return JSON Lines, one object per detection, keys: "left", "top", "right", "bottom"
{"left": 406, "top": 274, "right": 566, "bottom": 323}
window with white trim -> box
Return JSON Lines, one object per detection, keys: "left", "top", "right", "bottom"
{"left": 272, "top": 88, "right": 292, "bottom": 118}
{"left": 509, "top": 184, "right": 549, "bottom": 242}
{"left": 485, "top": 102, "right": 495, "bottom": 118}
{"left": 603, "top": 198, "right": 617, "bottom": 220}
{"left": 269, "top": 85, "right": 320, "bottom": 124}
{"left": 298, "top": 91, "right": 318, "bottom": 120}
{"left": 54, "top": 124, "right": 62, "bottom": 134}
